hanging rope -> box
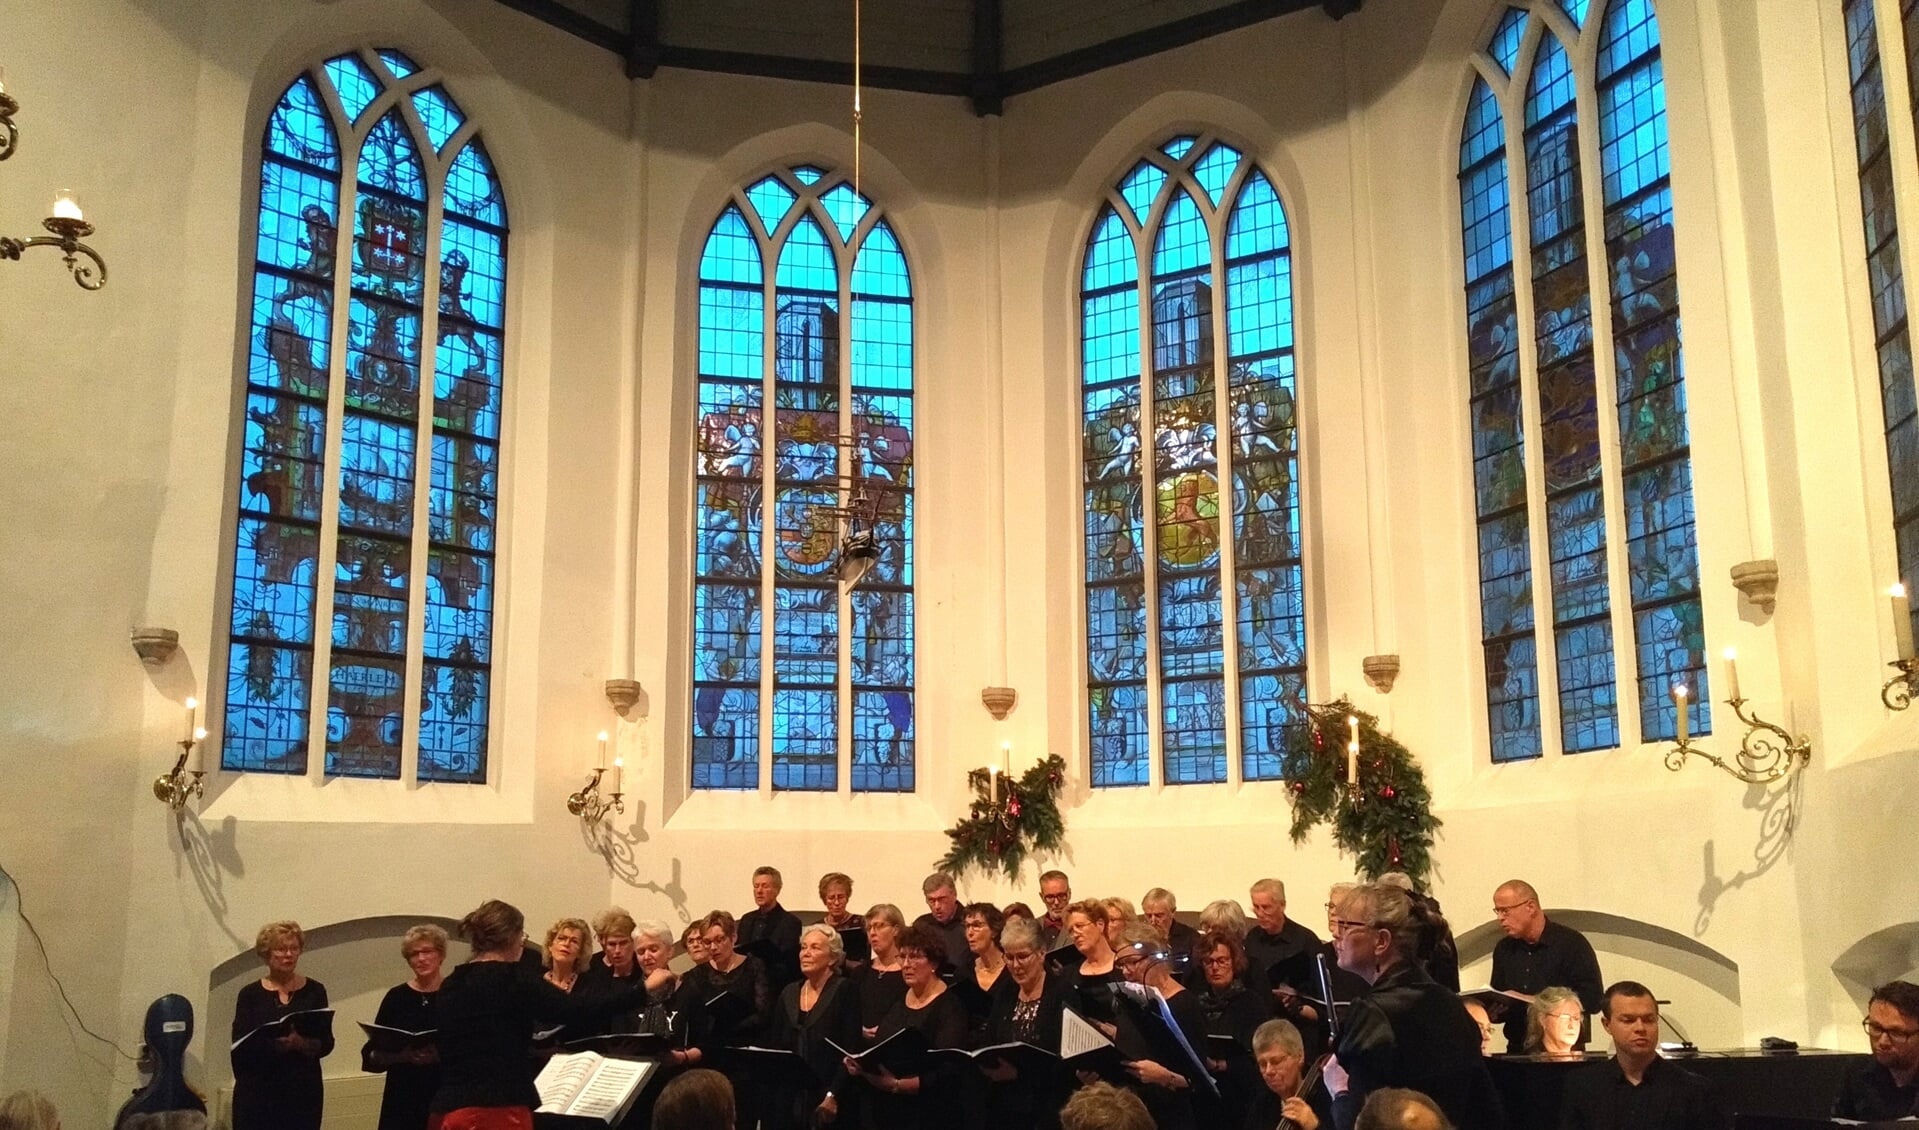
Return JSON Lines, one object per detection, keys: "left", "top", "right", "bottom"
{"left": 853, "top": 0, "right": 863, "bottom": 198}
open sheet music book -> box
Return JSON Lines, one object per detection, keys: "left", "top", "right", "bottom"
{"left": 357, "top": 1021, "right": 436, "bottom": 1055}
{"left": 534, "top": 1051, "right": 656, "bottom": 1124}
{"left": 1458, "top": 986, "right": 1534, "bottom": 1018}
{"left": 230, "top": 1008, "right": 335, "bottom": 1052}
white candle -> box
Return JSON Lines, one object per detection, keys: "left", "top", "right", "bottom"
{"left": 1672, "top": 684, "right": 1689, "bottom": 743}
{"left": 1721, "top": 648, "right": 1740, "bottom": 702}
{"left": 1000, "top": 740, "right": 1011, "bottom": 776}
{"left": 183, "top": 697, "right": 198, "bottom": 742}
{"left": 1893, "top": 584, "right": 1916, "bottom": 661}
{"left": 605, "top": 756, "right": 623, "bottom": 796}
{"left": 51, "top": 192, "right": 82, "bottom": 222}
{"left": 190, "top": 728, "right": 208, "bottom": 773}
{"left": 1346, "top": 739, "right": 1359, "bottom": 785}
{"left": 598, "top": 730, "right": 609, "bottom": 769}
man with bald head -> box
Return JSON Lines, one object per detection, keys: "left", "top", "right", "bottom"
{"left": 1488, "top": 879, "right": 1603, "bottom": 1054}
{"left": 1356, "top": 1088, "right": 1453, "bottom": 1130}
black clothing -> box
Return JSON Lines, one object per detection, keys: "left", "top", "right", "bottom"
{"left": 955, "top": 959, "right": 1010, "bottom": 1046}
{"left": 913, "top": 910, "right": 972, "bottom": 980}
{"left": 857, "top": 988, "right": 969, "bottom": 1130}
{"left": 1244, "top": 918, "right": 1322, "bottom": 987}
{"left": 984, "top": 975, "right": 1070, "bottom": 1130}
{"left": 1198, "top": 980, "right": 1272, "bottom": 1130}
{"left": 1245, "top": 1082, "right": 1336, "bottom": 1130}
{"left": 1331, "top": 959, "right": 1504, "bottom": 1130}
{"left": 1167, "top": 920, "right": 1201, "bottom": 965}
{"left": 1039, "top": 916, "right": 1066, "bottom": 953}
{"left": 574, "top": 961, "right": 649, "bottom": 1035}
{"left": 362, "top": 982, "right": 440, "bottom": 1130}
{"left": 1557, "top": 1055, "right": 1730, "bottom": 1130}
{"left": 431, "top": 958, "right": 645, "bottom": 1114}
{"left": 231, "top": 978, "right": 333, "bottom": 1130}
{"left": 1123, "top": 988, "right": 1214, "bottom": 1130}
{"left": 1063, "top": 964, "right": 1127, "bottom": 1023}
{"left": 1832, "top": 1059, "right": 1919, "bottom": 1121}
{"left": 764, "top": 973, "right": 863, "bottom": 1130}
{"left": 739, "top": 902, "right": 804, "bottom": 988}
{"left": 683, "top": 956, "right": 773, "bottom": 1130}
{"left": 1491, "top": 919, "right": 1604, "bottom": 1053}
{"left": 1408, "top": 889, "right": 1461, "bottom": 991}
{"left": 856, "top": 964, "right": 909, "bottom": 1030}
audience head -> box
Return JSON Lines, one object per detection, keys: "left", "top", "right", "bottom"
{"left": 1140, "top": 888, "right": 1178, "bottom": 939}
{"left": 1251, "top": 1018, "right": 1305, "bottom": 1097}
{"left": 701, "top": 910, "right": 739, "bottom": 965}
{"left": 0, "top": 1089, "right": 59, "bottom": 1130}
{"left": 1599, "top": 980, "right": 1661, "bottom": 1061}
{"left": 922, "top": 872, "right": 960, "bottom": 922}
{"left": 595, "top": 907, "right": 638, "bottom": 973}
{"left": 635, "top": 920, "right": 675, "bottom": 973}
{"left": 1463, "top": 998, "right": 1496, "bottom": 1057}
{"left": 1059, "top": 1081, "right": 1154, "bottom": 1130}
{"left": 819, "top": 872, "right": 853, "bottom": 919}
{"left": 897, "top": 924, "right": 948, "bottom": 987}
{"left": 1199, "top": 898, "right": 1250, "bottom": 940}
{"left": 963, "top": 902, "right": 1006, "bottom": 955}
{"left": 401, "top": 923, "right": 449, "bottom": 982}
{"left": 1355, "top": 1087, "right": 1452, "bottom": 1130}
{"left": 865, "top": 903, "right": 906, "bottom": 957}
{"left": 798, "top": 922, "right": 846, "bottom": 978}
{"left": 1333, "top": 883, "right": 1418, "bottom": 982}
{"left": 653, "top": 1067, "right": 735, "bottom": 1130}
{"left": 459, "top": 899, "right": 526, "bottom": 958}
{"left": 1066, "top": 899, "right": 1113, "bottom": 958}
{"left": 680, "top": 922, "right": 709, "bottom": 966}
{"left": 1249, "top": 878, "right": 1289, "bottom": 932}
{"left": 254, "top": 920, "right": 305, "bottom": 976}
{"left": 1039, "top": 870, "right": 1073, "bottom": 919}
{"left": 751, "top": 866, "right": 783, "bottom": 910}
{"left": 1526, "top": 985, "right": 1584, "bottom": 1055}
{"left": 1003, "top": 901, "right": 1036, "bottom": 923}
{"left": 1002, "top": 917, "right": 1045, "bottom": 987}
{"left": 1196, "top": 928, "right": 1246, "bottom": 991}
{"left": 1492, "top": 880, "right": 1544, "bottom": 941}
{"left": 1867, "top": 981, "right": 1919, "bottom": 1073}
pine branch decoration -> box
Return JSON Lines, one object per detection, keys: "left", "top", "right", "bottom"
{"left": 936, "top": 753, "right": 1069, "bottom": 883}
{"left": 1280, "top": 699, "right": 1442, "bottom": 886}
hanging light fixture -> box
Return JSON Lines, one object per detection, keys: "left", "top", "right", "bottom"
{"left": 0, "top": 70, "right": 109, "bottom": 291}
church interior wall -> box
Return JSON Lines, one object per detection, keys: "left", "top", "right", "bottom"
{"left": 3, "top": 0, "right": 1918, "bottom": 1123}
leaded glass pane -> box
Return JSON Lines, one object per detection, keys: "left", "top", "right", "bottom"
{"left": 1489, "top": 8, "right": 1530, "bottom": 75}
{"left": 266, "top": 76, "right": 340, "bottom": 170}
{"left": 445, "top": 141, "right": 508, "bottom": 227}
{"left": 1120, "top": 161, "right": 1169, "bottom": 227}
{"left": 1085, "top": 207, "right": 1139, "bottom": 292}
{"left": 378, "top": 50, "right": 419, "bottom": 78}
{"left": 325, "top": 55, "right": 382, "bottom": 126}
{"left": 746, "top": 175, "right": 798, "bottom": 236}
{"left": 1194, "top": 142, "right": 1241, "bottom": 206}
{"left": 821, "top": 183, "right": 872, "bottom": 243}
{"left": 1557, "top": 0, "right": 1589, "bottom": 29}
{"left": 1162, "top": 135, "right": 1197, "bottom": 160}
{"left": 411, "top": 86, "right": 467, "bottom": 153}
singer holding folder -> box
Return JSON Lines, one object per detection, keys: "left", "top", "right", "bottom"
{"left": 231, "top": 920, "right": 334, "bottom": 1130}
{"left": 362, "top": 924, "right": 449, "bottom": 1130}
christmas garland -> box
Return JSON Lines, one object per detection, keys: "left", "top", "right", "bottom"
{"left": 937, "top": 754, "right": 1069, "bottom": 883}
{"left": 1280, "top": 699, "right": 1441, "bottom": 886}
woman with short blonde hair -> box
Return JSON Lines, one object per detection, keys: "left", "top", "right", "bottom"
{"left": 231, "top": 919, "right": 332, "bottom": 1130}
{"left": 362, "top": 924, "right": 449, "bottom": 1130}
{"left": 543, "top": 918, "right": 591, "bottom": 983}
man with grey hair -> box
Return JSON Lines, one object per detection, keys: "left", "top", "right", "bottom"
{"left": 738, "top": 865, "right": 803, "bottom": 989}
{"left": 912, "top": 871, "right": 969, "bottom": 974}
{"left": 1489, "top": 879, "right": 1602, "bottom": 1053}
{"left": 1141, "top": 886, "right": 1199, "bottom": 955}
{"left": 1038, "top": 869, "right": 1073, "bottom": 949}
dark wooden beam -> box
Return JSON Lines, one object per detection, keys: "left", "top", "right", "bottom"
{"left": 654, "top": 46, "right": 971, "bottom": 97}
{"left": 1321, "top": 0, "right": 1363, "bottom": 19}
{"left": 1000, "top": 0, "right": 1318, "bottom": 98}
{"left": 971, "top": 0, "right": 1004, "bottom": 117}
{"left": 488, "top": 0, "right": 625, "bottom": 56}
{"left": 626, "top": 0, "right": 661, "bottom": 79}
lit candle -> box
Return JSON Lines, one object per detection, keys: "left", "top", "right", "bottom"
{"left": 190, "top": 727, "right": 208, "bottom": 773}
{"left": 1893, "top": 584, "right": 1916, "bottom": 661}
{"left": 51, "top": 191, "right": 82, "bottom": 222}
{"left": 598, "top": 730, "right": 609, "bottom": 769}
{"left": 605, "top": 755, "right": 623, "bottom": 796}
{"left": 183, "top": 697, "right": 198, "bottom": 742}
{"left": 1721, "top": 647, "right": 1740, "bottom": 702}
{"left": 1000, "top": 740, "right": 1011, "bottom": 776}
{"left": 0, "top": 68, "right": 9, "bottom": 96}
{"left": 1672, "top": 684, "right": 1689, "bottom": 743}
{"left": 1347, "top": 714, "right": 1360, "bottom": 745}
{"left": 1346, "top": 739, "right": 1359, "bottom": 785}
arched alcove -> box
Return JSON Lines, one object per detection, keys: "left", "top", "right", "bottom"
{"left": 1831, "top": 921, "right": 1919, "bottom": 1007}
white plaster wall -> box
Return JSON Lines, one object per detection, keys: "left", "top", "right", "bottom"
{"left": 3, "top": 0, "right": 1918, "bottom": 1124}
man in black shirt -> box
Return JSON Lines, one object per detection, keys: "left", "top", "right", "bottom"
{"left": 1489, "top": 879, "right": 1603, "bottom": 1053}
{"left": 1246, "top": 878, "right": 1322, "bottom": 995}
{"left": 1834, "top": 979, "right": 1919, "bottom": 1120}
{"left": 1558, "top": 981, "right": 1729, "bottom": 1130}
{"left": 912, "top": 870, "right": 969, "bottom": 977}
{"left": 1038, "top": 869, "right": 1073, "bottom": 950}
{"left": 1142, "top": 886, "right": 1200, "bottom": 956}
{"left": 736, "top": 865, "right": 801, "bottom": 989}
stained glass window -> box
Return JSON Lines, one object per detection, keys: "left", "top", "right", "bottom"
{"left": 692, "top": 169, "right": 915, "bottom": 792}
{"left": 223, "top": 50, "right": 507, "bottom": 782}
{"left": 1842, "top": 0, "right": 1919, "bottom": 646}
{"left": 1456, "top": 2, "right": 1706, "bottom": 760}
{"left": 1081, "top": 138, "right": 1305, "bottom": 788}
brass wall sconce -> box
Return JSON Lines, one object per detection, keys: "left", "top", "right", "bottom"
{"left": 1883, "top": 584, "right": 1919, "bottom": 709}
{"left": 0, "top": 71, "right": 108, "bottom": 290}
{"left": 567, "top": 730, "right": 624, "bottom": 824}
{"left": 154, "top": 697, "right": 208, "bottom": 811}
{"left": 1664, "top": 651, "right": 1810, "bottom": 786}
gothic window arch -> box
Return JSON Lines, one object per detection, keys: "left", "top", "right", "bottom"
{"left": 691, "top": 167, "right": 916, "bottom": 793}
{"left": 1080, "top": 135, "right": 1305, "bottom": 788}
{"left": 223, "top": 49, "right": 508, "bottom": 782}
{"left": 1457, "top": 0, "right": 1706, "bottom": 762}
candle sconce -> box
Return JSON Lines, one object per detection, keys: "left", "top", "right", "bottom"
{"left": 568, "top": 731, "right": 623, "bottom": 824}
{"left": 1883, "top": 658, "right": 1919, "bottom": 710}
{"left": 1664, "top": 691, "right": 1810, "bottom": 786}
{"left": 154, "top": 729, "right": 208, "bottom": 811}
{"left": 0, "top": 72, "right": 108, "bottom": 290}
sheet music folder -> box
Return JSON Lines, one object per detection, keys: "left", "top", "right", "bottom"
{"left": 231, "top": 1008, "right": 334, "bottom": 1052}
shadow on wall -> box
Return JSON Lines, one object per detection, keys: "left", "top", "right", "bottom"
{"left": 1832, "top": 922, "right": 1919, "bottom": 1010}
{"left": 172, "top": 810, "right": 248, "bottom": 952}
{"left": 1694, "top": 773, "right": 1804, "bottom": 936}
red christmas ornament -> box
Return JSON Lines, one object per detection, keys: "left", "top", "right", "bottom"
{"left": 1008, "top": 796, "right": 1022, "bottom": 818}
{"left": 1388, "top": 835, "right": 1402, "bottom": 865}
{"left": 1312, "top": 729, "right": 1324, "bottom": 749}
{"left": 1380, "top": 785, "right": 1396, "bottom": 799}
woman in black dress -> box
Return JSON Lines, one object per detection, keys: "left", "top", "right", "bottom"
{"left": 981, "top": 916, "right": 1068, "bottom": 1130}
{"left": 230, "top": 920, "right": 333, "bottom": 1130}
{"left": 854, "top": 903, "right": 908, "bottom": 1040}
{"left": 842, "top": 924, "right": 967, "bottom": 1130}
{"left": 957, "top": 902, "right": 1009, "bottom": 1045}
{"left": 361, "top": 924, "right": 448, "bottom": 1130}
{"left": 1061, "top": 900, "right": 1123, "bottom": 1023}
{"left": 1112, "top": 921, "right": 1216, "bottom": 1130}
{"left": 670, "top": 910, "right": 772, "bottom": 1130}
{"left": 772, "top": 924, "right": 863, "bottom": 1129}
{"left": 1192, "top": 929, "right": 1271, "bottom": 1130}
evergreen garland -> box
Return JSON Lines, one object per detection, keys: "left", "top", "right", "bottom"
{"left": 1279, "top": 699, "right": 1441, "bottom": 886}
{"left": 937, "top": 754, "right": 1069, "bottom": 883}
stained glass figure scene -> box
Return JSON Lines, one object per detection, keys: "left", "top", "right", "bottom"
{"left": 1082, "top": 139, "right": 1304, "bottom": 787}
{"left": 692, "top": 168, "right": 915, "bottom": 792}
{"left": 225, "top": 53, "right": 504, "bottom": 782}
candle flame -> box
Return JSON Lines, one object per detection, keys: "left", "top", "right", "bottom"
{"left": 1673, "top": 684, "right": 1688, "bottom": 698}
{"left": 185, "top": 697, "right": 198, "bottom": 710}
{"left": 598, "top": 730, "right": 609, "bottom": 742}
{"left": 1722, "top": 647, "right": 1737, "bottom": 660}
{"left": 1894, "top": 583, "right": 1908, "bottom": 599}
{"left": 193, "top": 727, "right": 207, "bottom": 741}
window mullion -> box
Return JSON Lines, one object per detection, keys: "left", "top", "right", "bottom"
{"left": 1206, "top": 198, "right": 1245, "bottom": 789}
{"left": 837, "top": 236, "right": 855, "bottom": 798}
{"left": 400, "top": 169, "right": 448, "bottom": 789}
{"left": 1134, "top": 221, "right": 1167, "bottom": 793}
{"left": 757, "top": 224, "right": 778, "bottom": 795}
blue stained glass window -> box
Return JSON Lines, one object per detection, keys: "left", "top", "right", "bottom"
{"left": 226, "top": 53, "right": 507, "bottom": 783}
{"left": 1082, "top": 137, "right": 1303, "bottom": 787}
{"left": 378, "top": 50, "right": 419, "bottom": 78}
{"left": 1557, "top": 0, "right": 1590, "bottom": 28}
{"left": 692, "top": 170, "right": 916, "bottom": 792}
{"left": 411, "top": 86, "right": 467, "bottom": 153}
{"left": 1841, "top": 0, "right": 1919, "bottom": 649}
{"left": 1490, "top": 8, "right": 1530, "bottom": 75}
{"left": 325, "top": 55, "right": 381, "bottom": 125}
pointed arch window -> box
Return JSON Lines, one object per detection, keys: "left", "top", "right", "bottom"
{"left": 223, "top": 49, "right": 508, "bottom": 782}
{"left": 691, "top": 167, "right": 916, "bottom": 793}
{"left": 1080, "top": 136, "right": 1305, "bottom": 788}
{"left": 1457, "top": 1, "right": 1706, "bottom": 762}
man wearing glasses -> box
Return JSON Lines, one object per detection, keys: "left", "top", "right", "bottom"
{"left": 1834, "top": 980, "right": 1919, "bottom": 1120}
{"left": 1038, "top": 870, "right": 1073, "bottom": 950}
{"left": 1488, "top": 880, "right": 1603, "bottom": 1054}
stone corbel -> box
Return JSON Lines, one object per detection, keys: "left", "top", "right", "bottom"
{"left": 1730, "top": 559, "right": 1778, "bottom": 615}
{"left": 981, "top": 686, "right": 1018, "bottom": 720}
{"left": 1361, "top": 654, "right": 1401, "bottom": 695}
{"left": 131, "top": 627, "right": 180, "bottom": 667}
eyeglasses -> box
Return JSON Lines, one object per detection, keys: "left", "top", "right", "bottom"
{"left": 1491, "top": 900, "right": 1536, "bottom": 918}
{"left": 1201, "top": 954, "right": 1235, "bottom": 968}
{"left": 1864, "top": 1019, "right": 1919, "bottom": 1042}
{"left": 1042, "top": 893, "right": 1071, "bottom": 904}
{"left": 1331, "top": 918, "right": 1381, "bottom": 935}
